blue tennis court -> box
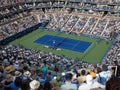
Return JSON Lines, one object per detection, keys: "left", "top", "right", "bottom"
{"left": 34, "top": 35, "right": 92, "bottom": 53}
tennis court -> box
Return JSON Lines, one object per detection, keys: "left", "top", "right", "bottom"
{"left": 34, "top": 34, "right": 92, "bottom": 53}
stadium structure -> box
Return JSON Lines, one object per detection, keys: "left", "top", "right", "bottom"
{"left": 0, "top": 0, "right": 120, "bottom": 90}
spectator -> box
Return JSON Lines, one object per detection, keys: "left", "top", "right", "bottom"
{"left": 14, "top": 70, "right": 23, "bottom": 81}
{"left": 4, "top": 63, "right": 15, "bottom": 75}
{"left": 23, "top": 71, "right": 32, "bottom": 82}
{"left": 97, "top": 64, "right": 112, "bottom": 85}
{"left": 113, "top": 60, "right": 120, "bottom": 76}
{"left": 0, "top": 72, "right": 4, "bottom": 90}
{"left": 50, "top": 76, "right": 62, "bottom": 90}
{"left": 20, "top": 80, "right": 30, "bottom": 90}
{"left": 29, "top": 80, "right": 41, "bottom": 90}
{"left": 3, "top": 74, "right": 13, "bottom": 90}
{"left": 60, "top": 73, "right": 78, "bottom": 90}
{"left": 77, "top": 69, "right": 86, "bottom": 84}
{"left": 45, "top": 72, "right": 52, "bottom": 83}
{"left": 41, "top": 61, "right": 48, "bottom": 76}
{"left": 106, "top": 76, "right": 120, "bottom": 90}
{"left": 14, "top": 61, "right": 19, "bottom": 70}
{"left": 78, "top": 74, "right": 105, "bottom": 90}
{"left": 9, "top": 77, "right": 22, "bottom": 90}
{"left": 44, "top": 82, "right": 52, "bottom": 90}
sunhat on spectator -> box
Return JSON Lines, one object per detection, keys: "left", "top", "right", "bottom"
{"left": 24, "top": 71, "right": 31, "bottom": 77}
{"left": 61, "top": 72, "right": 65, "bottom": 76}
{"left": 29, "top": 80, "right": 40, "bottom": 90}
{"left": 5, "top": 65, "right": 15, "bottom": 73}
{"left": 5, "top": 74, "right": 13, "bottom": 82}
{"left": 15, "top": 71, "right": 22, "bottom": 77}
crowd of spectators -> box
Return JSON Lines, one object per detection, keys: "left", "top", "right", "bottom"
{"left": 81, "top": 17, "right": 97, "bottom": 34}
{"left": 0, "top": 0, "right": 120, "bottom": 40}
{"left": 0, "top": 42, "right": 120, "bottom": 90}
{"left": 44, "top": 9, "right": 120, "bottom": 39}
{"left": 0, "top": 11, "right": 31, "bottom": 25}
{"left": 62, "top": 15, "right": 79, "bottom": 32}
{"left": 91, "top": 18, "right": 107, "bottom": 36}
{"left": 0, "top": 0, "right": 24, "bottom": 7}
{"left": 0, "top": 15, "right": 38, "bottom": 40}
{"left": 1, "top": 7, "right": 119, "bottom": 41}
{"left": 0, "top": 45, "right": 80, "bottom": 89}
{"left": 0, "top": 3, "right": 35, "bottom": 24}
{"left": 51, "top": 0, "right": 119, "bottom": 14}
{"left": 102, "top": 20, "right": 120, "bottom": 38}
{"left": 85, "top": 0, "right": 120, "bottom": 4}
{"left": 1, "top": 0, "right": 119, "bottom": 17}
{"left": 73, "top": 16, "right": 88, "bottom": 33}
{"left": 105, "top": 40, "right": 120, "bottom": 65}
{"left": 2, "top": 4, "right": 118, "bottom": 40}
{"left": 0, "top": 0, "right": 120, "bottom": 7}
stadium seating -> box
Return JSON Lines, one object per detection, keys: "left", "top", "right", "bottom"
{"left": 0, "top": 16, "right": 38, "bottom": 40}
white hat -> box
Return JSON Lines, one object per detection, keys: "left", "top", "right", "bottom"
{"left": 53, "top": 76, "right": 57, "bottom": 79}
{"left": 86, "top": 75, "right": 93, "bottom": 85}
{"left": 24, "top": 71, "right": 31, "bottom": 77}
{"left": 15, "top": 61, "right": 19, "bottom": 64}
{"left": 62, "top": 72, "right": 65, "bottom": 76}
{"left": 30, "top": 80, "right": 40, "bottom": 90}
